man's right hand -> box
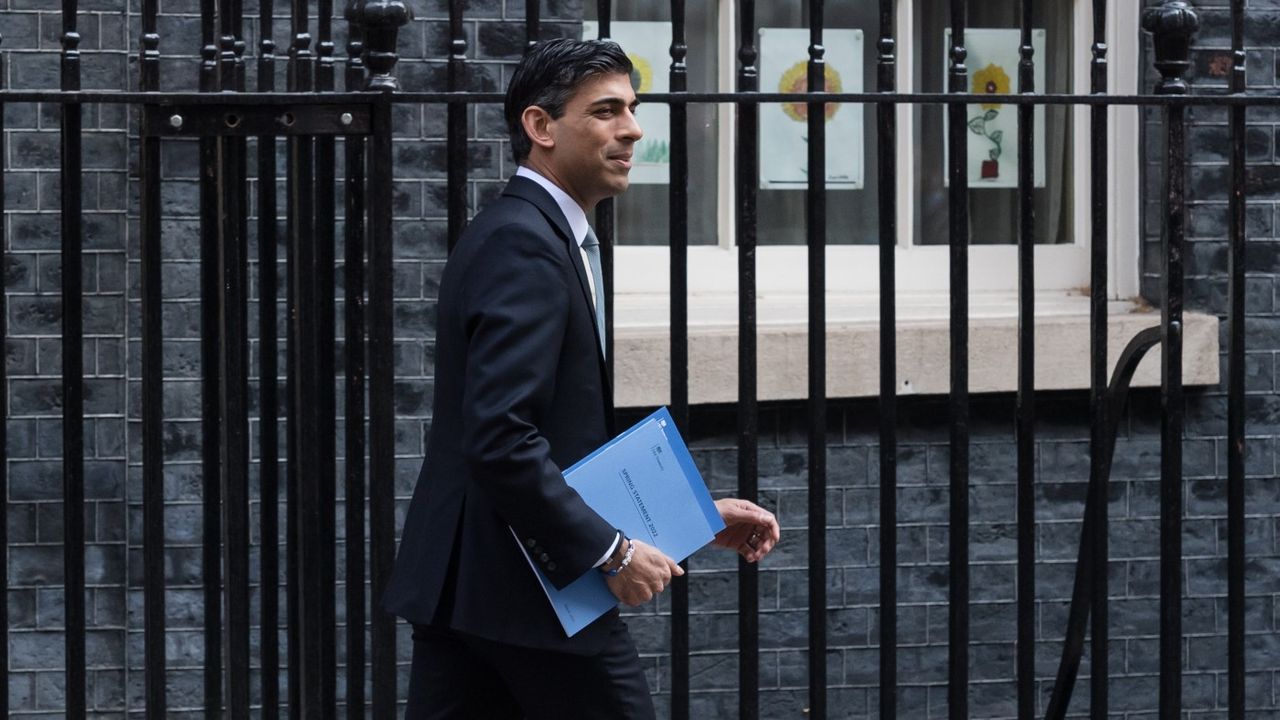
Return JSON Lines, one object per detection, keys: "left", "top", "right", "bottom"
{"left": 603, "top": 539, "right": 684, "bottom": 606}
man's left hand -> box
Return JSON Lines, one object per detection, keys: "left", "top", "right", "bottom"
{"left": 711, "top": 498, "right": 779, "bottom": 563}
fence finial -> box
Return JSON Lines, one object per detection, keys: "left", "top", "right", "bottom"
{"left": 1143, "top": 0, "right": 1199, "bottom": 95}
{"left": 345, "top": 0, "right": 366, "bottom": 72}
{"left": 359, "top": 0, "right": 410, "bottom": 91}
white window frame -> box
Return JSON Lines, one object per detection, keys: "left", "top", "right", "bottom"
{"left": 613, "top": 0, "right": 1141, "bottom": 302}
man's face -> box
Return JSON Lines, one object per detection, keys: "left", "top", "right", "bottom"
{"left": 543, "top": 71, "right": 643, "bottom": 210}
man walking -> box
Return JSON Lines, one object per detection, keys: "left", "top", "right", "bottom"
{"left": 383, "top": 38, "right": 779, "bottom": 719}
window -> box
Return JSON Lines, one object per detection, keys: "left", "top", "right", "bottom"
{"left": 588, "top": 0, "right": 1142, "bottom": 300}
{"left": 585, "top": 2, "right": 1176, "bottom": 406}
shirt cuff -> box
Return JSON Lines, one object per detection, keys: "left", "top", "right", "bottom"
{"left": 592, "top": 532, "right": 622, "bottom": 568}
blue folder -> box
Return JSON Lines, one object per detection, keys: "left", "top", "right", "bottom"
{"left": 515, "top": 407, "right": 725, "bottom": 636}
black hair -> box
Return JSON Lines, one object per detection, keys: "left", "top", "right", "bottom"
{"left": 504, "top": 38, "right": 634, "bottom": 164}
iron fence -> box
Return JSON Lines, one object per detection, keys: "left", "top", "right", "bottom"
{"left": 0, "top": 0, "right": 1262, "bottom": 718}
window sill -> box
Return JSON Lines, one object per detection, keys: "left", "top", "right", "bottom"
{"left": 612, "top": 292, "right": 1221, "bottom": 408}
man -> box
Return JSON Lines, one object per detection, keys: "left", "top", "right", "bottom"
{"left": 383, "top": 38, "right": 780, "bottom": 719}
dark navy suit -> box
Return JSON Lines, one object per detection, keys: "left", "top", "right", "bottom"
{"left": 383, "top": 176, "right": 654, "bottom": 718}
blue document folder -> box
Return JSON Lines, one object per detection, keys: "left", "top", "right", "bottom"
{"left": 515, "top": 407, "right": 725, "bottom": 636}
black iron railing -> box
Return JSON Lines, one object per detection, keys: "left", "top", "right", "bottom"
{"left": 0, "top": 0, "right": 1260, "bottom": 718}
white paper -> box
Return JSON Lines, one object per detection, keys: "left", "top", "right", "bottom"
{"left": 758, "top": 27, "right": 864, "bottom": 190}
{"left": 943, "top": 28, "right": 1047, "bottom": 189}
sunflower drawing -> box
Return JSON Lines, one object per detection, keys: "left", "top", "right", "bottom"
{"left": 968, "top": 63, "right": 1011, "bottom": 179}
{"left": 972, "top": 63, "right": 1010, "bottom": 110}
{"left": 779, "top": 61, "right": 842, "bottom": 123}
{"left": 629, "top": 53, "right": 653, "bottom": 93}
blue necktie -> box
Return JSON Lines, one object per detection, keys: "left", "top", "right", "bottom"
{"left": 582, "top": 227, "right": 606, "bottom": 358}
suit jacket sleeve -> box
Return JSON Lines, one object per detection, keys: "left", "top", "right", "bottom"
{"left": 458, "top": 223, "right": 616, "bottom": 589}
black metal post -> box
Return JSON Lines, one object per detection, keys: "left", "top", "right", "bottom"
{"left": 1143, "top": 5, "right": 1198, "bottom": 720}
{"left": 1088, "top": 2, "right": 1109, "bottom": 718}
{"left": 595, "top": 0, "right": 611, "bottom": 39}
{"left": 316, "top": 0, "right": 340, "bottom": 709}
{"left": 1015, "top": 2, "right": 1035, "bottom": 719}
{"left": 360, "top": 6, "right": 406, "bottom": 718}
{"left": 360, "top": 0, "right": 409, "bottom": 93}
{"left": 946, "top": 2, "right": 970, "bottom": 717}
{"left": 258, "top": 0, "right": 281, "bottom": 714}
{"left": 1226, "top": 1, "right": 1247, "bottom": 717}
{"left": 216, "top": 0, "right": 252, "bottom": 712}
{"left": 447, "top": 0, "right": 467, "bottom": 252}
{"left": 59, "top": 0, "right": 86, "bottom": 713}
{"left": 287, "top": 0, "right": 323, "bottom": 713}
{"left": 198, "top": 0, "right": 223, "bottom": 710}
{"left": 668, "top": 4, "right": 691, "bottom": 718}
{"left": 139, "top": 0, "right": 166, "bottom": 714}
{"left": 524, "top": 0, "right": 539, "bottom": 49}
{"left": 367, "top": 95, "right": 398, "bottom": 720}
{"left": 737, "top": 3, "right": 760, "bottom": 718}
{"left": 876, "top": 3, "right": 898, "bottom": 718}
{"left": 595, "top": 0, "right": 616, "bottom": 373}
{"left": 342, "top": 6, "right": 368, "bottom": 720}
{"left": 0, "top": 36, "right": 7, "bottom": 720}
{"left": 806, "top": 3, "right": 828, "bottom": 718}
{"left": 282, "top": 0, "right": 302, "bottom": 705}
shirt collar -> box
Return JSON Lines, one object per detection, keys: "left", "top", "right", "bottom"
{"left": 516, "top": 166, "right": 589, "bottom": 248}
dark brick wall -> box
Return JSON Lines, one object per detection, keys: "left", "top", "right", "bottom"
{"left": 2, "top": 0, "right": 1279, "bottom": 716}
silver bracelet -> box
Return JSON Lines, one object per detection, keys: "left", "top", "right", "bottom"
{"left": 603, "top": 537, "right": 635, "bottom": 577}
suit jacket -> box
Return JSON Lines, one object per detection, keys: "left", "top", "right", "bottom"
{"left": 383, "top": 175, "right": 621, "bottom": 656}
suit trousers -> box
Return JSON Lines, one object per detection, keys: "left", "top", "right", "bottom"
{"left": 404, "top": 619, "right": 657, "bottom": 720}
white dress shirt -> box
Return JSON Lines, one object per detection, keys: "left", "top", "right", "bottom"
{"left": 515, "top": 166, "right": 599, "bottom": 305}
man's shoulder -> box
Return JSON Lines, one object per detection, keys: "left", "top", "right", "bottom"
{"left": 460, "top": 192, "right": 562, "bottom": 250}
{"left": 472, "top": 190, "right": 546, "bottom": 228}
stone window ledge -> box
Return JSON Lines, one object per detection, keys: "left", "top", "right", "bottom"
{"left": 612, "top": 292, "right": 1220, "bottom": 408}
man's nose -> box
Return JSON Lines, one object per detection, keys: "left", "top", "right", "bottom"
{"left": 620, "top": 109, "right": 643, "bottom": 142}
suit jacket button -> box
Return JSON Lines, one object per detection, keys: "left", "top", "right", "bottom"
{"left": 526, "top": 538, "right": 537, "bottom": 548}
{"left": 539, "top": 553, "right": 550, "bottom": 562}
{"left": 547, "top": 562, "right": 557, "bottom": 571}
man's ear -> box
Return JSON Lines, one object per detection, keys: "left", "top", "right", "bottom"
{"left": 521, "top": 106, "right": 556, "bottom": 152}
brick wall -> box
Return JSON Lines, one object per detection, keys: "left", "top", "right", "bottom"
{"left": 2, "top": 0, "right": 1279, "bottom": 716}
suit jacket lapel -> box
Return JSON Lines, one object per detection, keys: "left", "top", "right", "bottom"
{"left": 502, "top": 176, "right": 614, "bottom": 408}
